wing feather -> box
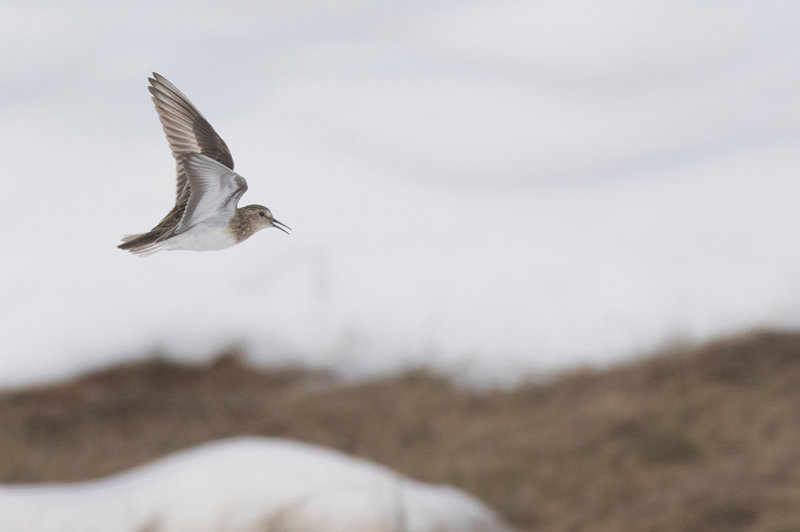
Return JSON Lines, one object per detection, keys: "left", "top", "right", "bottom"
{"left": 148, "top": 73, "right": 235, "bottom": 172}
{"left": 174, "top": 154, "right": 248, "bottom": 233}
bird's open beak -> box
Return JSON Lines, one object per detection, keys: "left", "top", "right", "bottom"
{"left": 273, "top": 219, "right": 291, "bottom": 235}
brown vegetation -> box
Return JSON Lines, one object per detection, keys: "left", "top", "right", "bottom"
{"left": 1, "top": 330, "right": 800, "bottom": 531}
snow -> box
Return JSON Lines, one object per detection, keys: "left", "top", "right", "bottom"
{"left": 1, "top": 0, "right": 800, "bottom": 387}
{"left": 0, "top": 437, "right": 508, "bottom": 532}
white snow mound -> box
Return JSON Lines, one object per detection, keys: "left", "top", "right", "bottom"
{"left": 0, "top": 437, "right": 510, "bottom": 532}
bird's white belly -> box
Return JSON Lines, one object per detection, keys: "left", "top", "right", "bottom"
{"left": 165, "top": 224, "right": 238, "bottom": 251}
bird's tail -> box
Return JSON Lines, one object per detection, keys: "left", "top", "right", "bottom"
{"left": 117, "top": 233, "right": 166, "bottom": 256}
{"left": 119, "top": 233, "right": 143, "bottom": 243}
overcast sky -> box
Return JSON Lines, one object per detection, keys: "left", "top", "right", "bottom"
{"left": 1, "top": 1, "right": 799, "bottom": 387}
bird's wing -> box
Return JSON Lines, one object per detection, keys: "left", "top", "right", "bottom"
{"left": 174, "top": 154, "right": 248, "bottom": 233}
{"left": 148, "top": 73, "right": 235, "bottom": 203}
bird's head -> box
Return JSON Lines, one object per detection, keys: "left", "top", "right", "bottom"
{"left": 241, "top": 205, "right": 290, "bottom": 235}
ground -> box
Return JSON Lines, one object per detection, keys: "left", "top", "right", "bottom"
{"left": 2, "top": 330, "right": 800, "bottom": 531}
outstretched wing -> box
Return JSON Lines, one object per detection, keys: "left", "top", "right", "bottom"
{"left": 174, "top": 154, "right": 248, "bottom": 234}
{"left": 148, "top": 72, "right": 235, "bottom": 202}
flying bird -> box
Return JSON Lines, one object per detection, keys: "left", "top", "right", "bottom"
{"left": 118, "top": 73, "right": 289, "bottom": 255}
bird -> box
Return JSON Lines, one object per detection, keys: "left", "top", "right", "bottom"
{"left": 118, "top": 73, "right": 289, "bottom": 255}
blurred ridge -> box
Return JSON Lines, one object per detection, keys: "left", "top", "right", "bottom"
{"left": 2, "top": 329, "right": 800, "bottom": 530}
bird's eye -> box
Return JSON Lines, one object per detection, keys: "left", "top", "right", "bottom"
{"left": 259, "top": 212, "right": 266, "bottom": 218}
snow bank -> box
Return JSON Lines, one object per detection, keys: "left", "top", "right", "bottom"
{"left": 0, "top": 437, "right": 509, "bottom": 532}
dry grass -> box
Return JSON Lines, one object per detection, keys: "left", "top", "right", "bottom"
{"left": 2, "top": 330, "right": 800, "bottom": 531}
